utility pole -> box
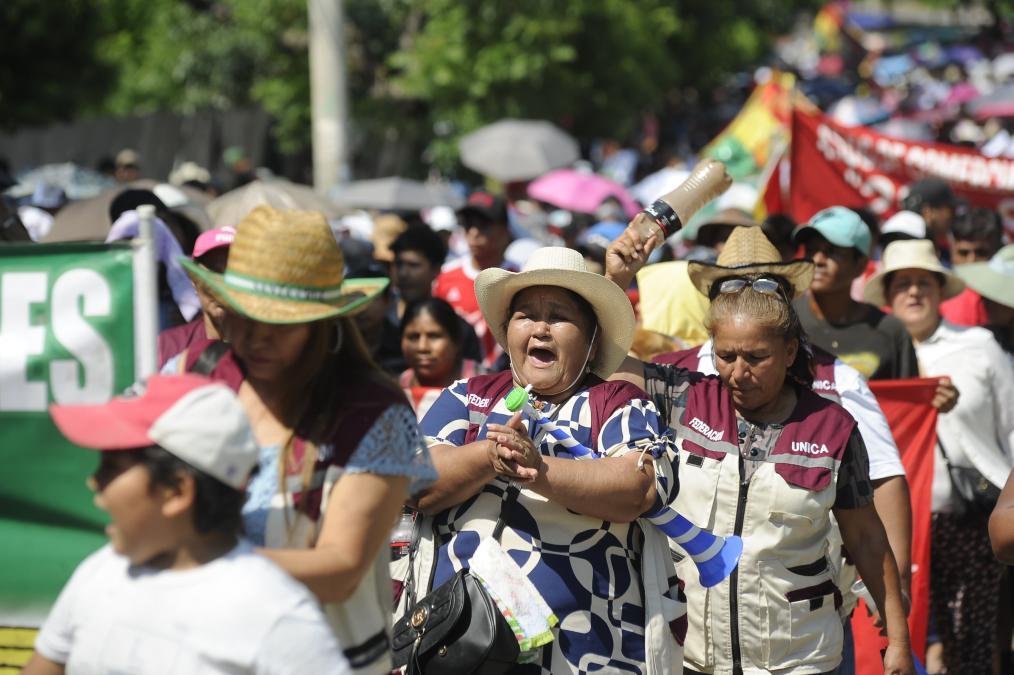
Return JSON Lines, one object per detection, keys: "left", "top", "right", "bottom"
{"left": 308, "top": 0, "right": 349, "bottom": 191}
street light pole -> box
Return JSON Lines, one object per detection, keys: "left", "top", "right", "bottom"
{"left": 308, "top": 0, "right": 349, "bottom": 191}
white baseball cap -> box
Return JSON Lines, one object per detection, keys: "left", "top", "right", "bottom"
{"left": 881, "top": 211, "right": 927, "bottom": 240}
{"left": 50, "top": 375, "right": 258, "bottom": 490}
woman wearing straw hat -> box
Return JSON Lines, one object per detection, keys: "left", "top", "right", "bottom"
{"left": 177, "top": 205, "right": 438, "bottom": 675}
{"left": 652, "top": 227, "right": 914, "bottom": 675}
{"left": 407, "top": 247, "right": 683, "bottom": 674}
{"left": 866, "top": 239, "right": 1014, "bottom": 675}
{"left": 609, "top": 229, "right": 914, "bottom": 675}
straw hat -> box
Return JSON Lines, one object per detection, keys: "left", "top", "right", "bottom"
{"left": 863, "top": 239, "right": 964, "bottom": 307}
{"left": 474, "top": 247, "right": 634, "bottom": 378}
{"left": 687, "top": 226, "right": 814, "bottom": 299}
{"left": 955, "top": 244, "right": 1014, "bottom": 309}
{"left": 181, "top": 206, "right": 387, "bottom": 324}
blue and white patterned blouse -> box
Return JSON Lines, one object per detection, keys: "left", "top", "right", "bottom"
{"left": 420, "top": 378, "right": 677, "bottom": 675}
{"left": 242, "top": 404, "right": 437, "bottom": 545}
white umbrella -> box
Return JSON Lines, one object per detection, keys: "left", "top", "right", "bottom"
{"left": 7, "top": 162, "right": 116, "bottom": 201}
{"left": 207, "top": 179, "right": 340, "bottom": 228}
{"left": 46, "top": 180, "right": 211, "bottom": 243}
{"left": 459, "top": 119, "right": 579, "bottom": 182}
{"left": 331, "top": 177, "right": 462, "bottom": 211}
{"left": 631, "top": 167, "right": 691, "bottom": 205}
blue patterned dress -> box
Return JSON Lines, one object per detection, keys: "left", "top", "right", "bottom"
{"left": 418, "top": 378, "right": 678, "bottom": 674}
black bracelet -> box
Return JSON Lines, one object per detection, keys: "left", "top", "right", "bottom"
{"left": 642, "top": 199, "right": 682, "bottom": 238}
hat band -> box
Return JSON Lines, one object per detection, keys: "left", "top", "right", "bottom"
{"left": 223, "top": 271, "right": 345, "bottom": 303}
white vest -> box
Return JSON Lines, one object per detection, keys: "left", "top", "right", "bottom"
{"left": 268, "top": 465, "right": 393, "bottom": 675}
{"left": 672, "top": 384, "right": 855, "bottom": 674}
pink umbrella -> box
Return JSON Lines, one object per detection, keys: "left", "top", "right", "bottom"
{"left": 527, "top": 169, "right": 641, "bottom": 218}
{"left": 943, "top": 82, "right": 979, "bottom": 107}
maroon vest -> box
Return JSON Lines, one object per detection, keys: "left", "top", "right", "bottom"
{"left": 157, "top": 317, "right": 207, "bottom": 369}
{"left": 767, "top": 388, "right": 855, "bottom": 491}
{"left": 679, "top": 376, "right": 856, "bottom": 492}
{"left": 185, "top": 338, "right": 407, "bottom": 467}
{"left": 185, "top": 339, "right": 409, "bottom": 518}
{"left": 809, "top": 344, "right": 841, "bottom": 403}
{"left": 461, "top": 370, "right": 646, "bottom": 446}
{"left": 652, "top": 347, "right": 699, "bottom": 369}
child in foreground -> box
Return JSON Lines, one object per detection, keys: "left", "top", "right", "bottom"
{"left": 23, "top": 374, "right": 350, "bottom": 675}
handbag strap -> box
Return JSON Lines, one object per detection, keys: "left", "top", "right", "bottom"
{"left": 405, "top": 480, "right": 520, "bottom": 603}
{"left": 492, "top": 482, "right": 520, "bottom": 542}
{"left": 188, "top": 340, "right": 229, "bottom": 376}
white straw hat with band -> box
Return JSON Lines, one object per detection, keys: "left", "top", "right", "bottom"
{"left": 863, "top": 239, "right": 965, "bottom": 307}
{"left": 181, "top": 205, "right": 388, "bottom": 324}
{"left": 474, "top": 246, "right": 634, "bottom": 379}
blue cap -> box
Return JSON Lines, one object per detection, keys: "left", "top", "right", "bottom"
{"left": 793, "top": 206, "right": 872, "bottom": 257}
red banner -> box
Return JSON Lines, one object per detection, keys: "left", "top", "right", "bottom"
{"left": 789, "top": 108, "right": 1014, "bottom": 237}
{"left": 853, "top": 379, "right": 939, "bottom": 674}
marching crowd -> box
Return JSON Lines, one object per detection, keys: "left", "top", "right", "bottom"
{"left": 8, "top": 163, "right": 1014, "bottom": 675}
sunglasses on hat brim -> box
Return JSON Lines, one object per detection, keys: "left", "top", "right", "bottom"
{"left": 708, "top": 276, "right": 790, "bottom": 303}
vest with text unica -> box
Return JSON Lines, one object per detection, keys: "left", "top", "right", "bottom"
{"left": 652, "top": 369, "right": 855, "bottom": 674}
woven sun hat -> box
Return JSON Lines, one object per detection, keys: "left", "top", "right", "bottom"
{"left": 863, "top": 239, "right": 964, "bottom": 307}
{"left": 474, "top": 246, "right": 634, "bottom": 378}
{"left": 180, "top": 205, "right": 388, "bottom": 324}
{"left": 954, "top": 244, "right": 1014, "bottom": 309}
{"left": 687, "top": 226, "right": 814, "bottom": 299}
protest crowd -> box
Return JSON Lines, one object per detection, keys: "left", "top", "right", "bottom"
{"left": 3, "top": 3, "right": 1014, "bottom": 675}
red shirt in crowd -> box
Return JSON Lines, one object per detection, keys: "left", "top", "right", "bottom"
{"left": 433, "top": 257, "right": 516, "bottom": 369}
{"left": 940, "top": 287, "right": 989, "bottom": 327}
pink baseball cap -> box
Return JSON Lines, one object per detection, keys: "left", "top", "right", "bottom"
{"left": 192, "top": 226, "right": 236, "bottom": 260}
{"left": 50, "top": 374, "right": 258, "bottom": 490}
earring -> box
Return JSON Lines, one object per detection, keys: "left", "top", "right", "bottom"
{"left": 330, "top": 321, "right": 344, "bottom": 354}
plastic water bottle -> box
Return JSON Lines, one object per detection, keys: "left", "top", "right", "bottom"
{"left": 630, "top": 158, "right": 733, "bottom": 242}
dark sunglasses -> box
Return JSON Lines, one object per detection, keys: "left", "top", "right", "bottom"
{"left": 709, "top": 276, "right": 789, "bottom": 303}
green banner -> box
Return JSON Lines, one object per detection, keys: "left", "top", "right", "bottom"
{"left": 0, "top": 243, "right": 139, "bottom": 626}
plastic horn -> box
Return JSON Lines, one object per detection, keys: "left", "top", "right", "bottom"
{"left": 630, "top": 158, "right": 733, "bottom": 242}
{"left": 851, "top": 579, "right": 929, "bottom": 675}
{"left": 504, "top": 386, "right": 743, "bottom": 588}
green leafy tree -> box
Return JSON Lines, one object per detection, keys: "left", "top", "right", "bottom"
{"left": 0, "top": 0, "right": 115, "bottom": 130}
{"left": 388, "top": 0, "right": 822, "bottom": 171}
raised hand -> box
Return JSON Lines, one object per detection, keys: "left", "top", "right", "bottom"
{"left": 604, "top": 224, "right": 659, "bottom": 290}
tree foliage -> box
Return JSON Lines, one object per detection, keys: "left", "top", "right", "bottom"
{"left": 0, "top": 0, "right": 115, "bottom": 130}
{"left": 3, "top": 0, "right": 904, "bottom": 174}
{"left": 388, "top": 0, "right": 823, "bottom": 171}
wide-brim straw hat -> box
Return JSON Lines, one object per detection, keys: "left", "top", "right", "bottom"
{"left": 863, "top": 239, "right": 964, "bottom": 307}
{"left": 181, "top": 205, "right": 388, "bottom": 324}
{"left": 687, "top": 226, "right": 814, "bottom": 299}
{"left": 955, "top": 244, "right": 1014, "bottom": 309}
{"left": 475, "top": 247, "right": 634, "bottom": 379}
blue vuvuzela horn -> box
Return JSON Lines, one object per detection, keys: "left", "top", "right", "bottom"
{"left": 504, "top": 386, "right": 742, "bottom": 588}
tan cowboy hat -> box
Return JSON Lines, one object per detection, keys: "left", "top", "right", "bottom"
{"left": 475, "top": 247, "right": 634, "bottom": 378}
{"left": 687, "top": 226, "right": 814, "bottom": 299}
{"left": 863, "top": 239, "right": 965, "bottom": 307}
{"left": 181, "top": 205, "right": 388, "bottom": 324}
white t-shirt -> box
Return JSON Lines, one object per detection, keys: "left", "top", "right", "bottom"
{"left": 35, "top": 542, "right": 350, "bottom": 675}
{"left": 693, "top": 340, "right": 906, "bottom": 480}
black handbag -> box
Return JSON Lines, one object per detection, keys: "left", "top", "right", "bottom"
{"left": 392, "top": 485, "right": 522, "bottom": 675}
{"left": 938, "top": 438, "right": 1001, "bottom": 518}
